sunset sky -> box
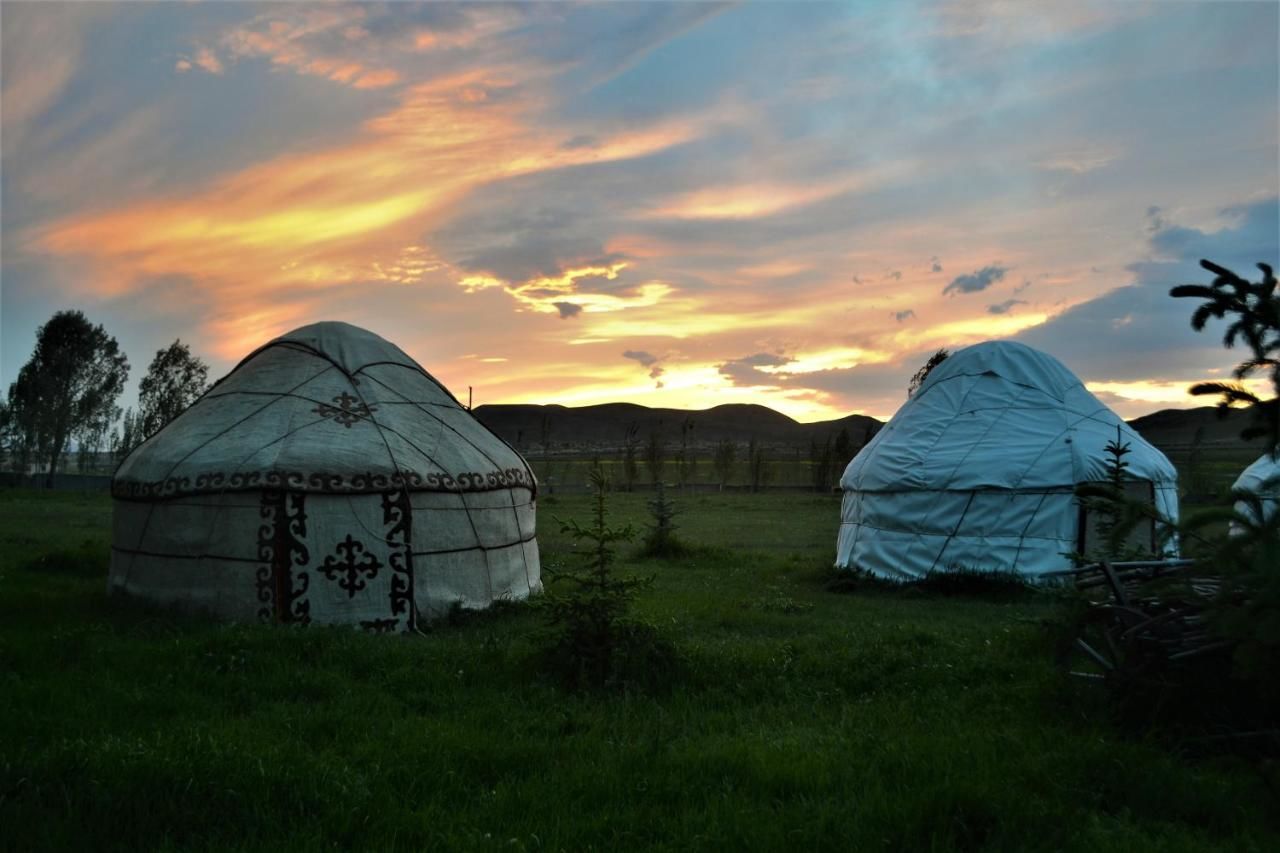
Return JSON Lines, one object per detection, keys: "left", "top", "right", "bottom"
{"left": 2, "top": 1, "right": 1277, "bottom": 423}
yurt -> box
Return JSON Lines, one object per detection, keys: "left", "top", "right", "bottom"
{"left": 1230, "top": 451, "right": 1280, "bottom": 533}
{"left": 111, "top": 322, "right": 540, "bottom": 630}
{"left": 836, "top": 341, "right": 1178, "bottom": 581}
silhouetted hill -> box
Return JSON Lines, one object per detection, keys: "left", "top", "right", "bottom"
{"left": 473, "top": 400, "right": 1266, "bottom": 463}
{"left": 1127, "top": 406, "right": 1270, "bottom": 452}
{"left": 472, "top": 402, "right": 881, "bottom": 452}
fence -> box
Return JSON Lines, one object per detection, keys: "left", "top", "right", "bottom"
{"left": 0, "top": 472, "right": 112, "bottom": 491}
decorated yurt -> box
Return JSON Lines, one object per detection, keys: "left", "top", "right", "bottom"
{"left": 110, "top": 322, "right": 540, "bottom": 630}
{"left": 836, "top": 340, "right": 1178, "bottom": 581}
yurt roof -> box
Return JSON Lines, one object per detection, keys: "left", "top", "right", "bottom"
{"left": 1232, "top": 451, "right": 1280, "bottom": 496}
{"left": 114, "top": 322, "right": 533, "bottom": 500}
{"left": 842, "top": 340, "right": 1177, "bottom": 493}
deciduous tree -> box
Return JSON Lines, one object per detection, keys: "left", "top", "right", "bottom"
{"left": 7, "top": 311, "right": 129, "bottom": 485}
{"left": 138, "top": 339, "right": 210, "bottom": 439}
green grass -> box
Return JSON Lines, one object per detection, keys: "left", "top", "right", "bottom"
{"left": 2, "top": 488, "right": 1277, "bottom": 852}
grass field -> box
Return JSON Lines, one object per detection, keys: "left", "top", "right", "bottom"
{"left": 2, "top": 488, "right": 1277, "bottom": 851}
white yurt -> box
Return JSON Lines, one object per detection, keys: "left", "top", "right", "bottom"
{"left": 836, "top": 340, "right": 1179, "bottom": 581}
{"left": 1230, "top": 451, "right": 1280, "bottom": 533}
{"left": 111, "top": 322, "right": 540, "bottom": 630}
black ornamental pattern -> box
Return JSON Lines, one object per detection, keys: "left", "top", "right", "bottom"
{"left": 255, "top": 491, "right": 311, "bottom": 624}
{"left": 113, "top": 466, "right": 534, "bottom": 500}
{"left": 313, "top": 391, "right": 377, "bottom": 427}
{"left": 320, "top": 534, "right": 383, "bottom": 598}
{"left": 381, "top": 489, "right": 415, "bottom": 630}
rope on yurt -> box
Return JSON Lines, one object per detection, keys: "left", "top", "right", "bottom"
{"left": 338, "top": 361, "right": 421, "bottom": 633}
{"left": 927, "top": 490, "right": 977, "bottom": 574}
{"left": 358, "top": 369, "right": 536, "bottom": 599}
{"left": 1009, "top": 489, "right": 1053, "bottom": 571}
{"left": 118, "top": 362, "right": 337, "bottom": 592}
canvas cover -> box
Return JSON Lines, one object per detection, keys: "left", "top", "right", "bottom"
{"left": 110, "top": 322, "right": 540, "bottom": 630}
{"left": 1231, "top": 451, "right": 1280, "bottom": 531}
{"left": 836, "top": 341, "right": 1179, "bottom": 580}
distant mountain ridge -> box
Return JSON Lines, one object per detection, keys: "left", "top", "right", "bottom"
{"left": 473, "top": 402, "right": 1267, "bottom": 456}
{"left": 1126, "top": 405, "right": 1270, "bottom": 451}
{"left": 472, "top": 402, "right": 881, "bottom": 450}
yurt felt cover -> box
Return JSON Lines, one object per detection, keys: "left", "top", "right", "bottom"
{"left": 1231, "top": 451, "right": 1280, "bottom": 529}
{"left": 111, "top": 322, "right": 540, "bottom": 630}
{"left": 836, "top": 341, "right": 1179, "bottom": 581}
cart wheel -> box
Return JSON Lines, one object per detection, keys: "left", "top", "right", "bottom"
{"left": 1068, "top": 605, "right": 1150, "bottom": 683}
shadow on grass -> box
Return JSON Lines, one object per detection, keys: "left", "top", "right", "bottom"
{"left": 824, "top": 567, "right": 1039, "bottom": 601}
{"left": 632, "top": 540, "right": 736, "bottom": 564}
{"left": 21, "top": 539, "right": 108, "bottom": 577}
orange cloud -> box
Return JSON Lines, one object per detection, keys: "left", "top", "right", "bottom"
{"left": 180, "top": 5, "right": 403, "bottom": 90}
{"left": 640, "top": 165, "right": 906, "bottom": 221}
{"left": 643, "top": 180, "right": 844, "bottom": 221}
{"left": 30, "top": 66, "right": 720, "bottom": 360}
{"left": 1086, "top": 378, "right": 1273, "bottom": 407}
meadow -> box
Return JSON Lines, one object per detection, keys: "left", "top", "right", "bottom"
{"left": 2, "top": 487, "right": 1277, "bottom": 852}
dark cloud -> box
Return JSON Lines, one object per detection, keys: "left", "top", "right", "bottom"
{"left": 430, "top": 169, "right": 638, "bottom": 282}
{"left": 1013, "top": 280, "right": 1032, "bottom": 294}
{"left": 623, "top": 350, "right": 667, "bottom": 387}
{"left": 893, "top": 309, "right": 915, "bottom": 322}
{"left": 884, "top": 270, "right": 902, "bottom": 281}
{"left": 560, "top": 134, "right": 599, "bottom": 150}
{"left": 554, "top": 302, "right": 582, "bottom": 319}
{"left": 623, "top": 350, "right": 658, "bottom": 367}
{"left": 1016, "top": 196, "right": 1278, "bottom": 382}
{"left": 717, "top": 352, "right": 793, "bottom": 386}
{"left": 987, "top": 299, "right": 1026, "bottom": 315}
{"left": 851, "top": 275, "right": 865, "bottom": 285}
{"left": 931, "top": 257, "right": 943, "bottom": 273}
{"left": 783, "top": 347, "right": 947, "bottom": 415}
{"left": 943, "top": 264, "right": 1008, "bottom": 295}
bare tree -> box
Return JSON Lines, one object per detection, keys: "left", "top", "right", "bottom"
{"left": 712, "top": 438, "right": 736, "bottom": 491}
{"left": 621, "top": 423, "right": 641, "bottom": 492}
{"left": 645, "top": 421, "right": 667, "bottom": 484}
{"left": 747, "top": 436, "right": 769, "bottom": 493}
{"left": 676, "top": 417, "right": 696, "bottom": 491}
{"left": 809, "top": 435, "right": 833, "bottom": 492}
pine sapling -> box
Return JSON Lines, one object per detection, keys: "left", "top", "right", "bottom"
{"left": 541, "top": 464, "right": 677, "bottom": 690}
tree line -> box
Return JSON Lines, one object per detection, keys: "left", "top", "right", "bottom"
{"left": 0, "top": 310, "right": 211, "bottom": 484}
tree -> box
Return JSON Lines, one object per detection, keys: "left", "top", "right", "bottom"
{"left": 644, "top": 421, "right": 667, "bottom": 484}
{"left": 747, "top": 435, "right": 769, "bottom": 493}
{"left": 712, "top": 438, "right": 736, "bottom": 491}
{"left": 7, "top": 311, "right": 129, "bottom": 486}
{"left": 541, "top": 464, "right": 676, "bottom": 691}
{"left": 809, "top": 435, "right": 833, "bottom": 492}
{"left": 833, "top": 427, "right": 853, "bottom": 475}
{"left": 621, "top": 423, "right": 641, "bottom": 492}
{"left": 1170, "top": 260, "right": 1278, "bottom": 449}
{"left": 0, "top": 398, "right": 17, "bottom": 473}
{"left": 114, "top": 407, "right": 141, "bottom": 465}
{"left": 676, "top": 417, "right": 696, "bottom": 491}
{"left": 77, "top": 415, "right": 110, "bottom": 474}
{"left": 908, "top": 348, "right": 950, "bottom": 397}
{"left": 2, "top": 386, "right": 33, "bottom": 474}
{"left": 641, "top": 481, "right": 687, "bottom": 558}
{"left": 138, "top": 339, "right": 210, "bottom": 439}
